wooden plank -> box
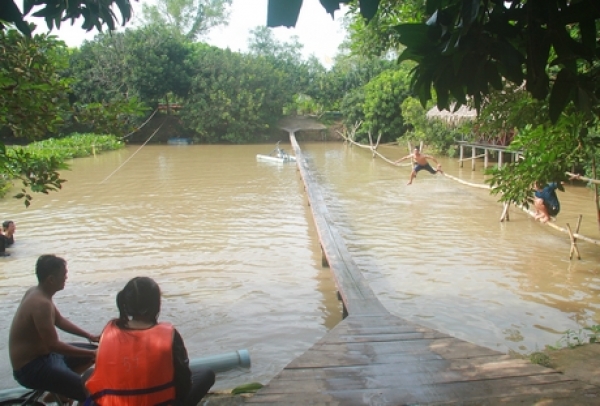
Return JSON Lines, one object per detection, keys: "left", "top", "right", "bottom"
{"left": 251, "top": 375, "right": 597, "bottom": 401}
{"left": 249, "top": 379, "right": 598, "bottom": 405}
{"left": 261, "top": 370, "right": 573, "bottom": 393}
{"left": 267, "top": 359, "right": 563, "bottom": 385}
{"left": 289, "top": 135, "right": 387, "bottom": 317}
{"left": 258, "top": 135, "right": 600, "bottom": 406}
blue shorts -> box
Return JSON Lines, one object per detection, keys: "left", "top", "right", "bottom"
{"left": 13, "top": 351, "right": 92, "bottom": 401}
{"left": 414, "top": 163, "right": 437, "bottom": 174}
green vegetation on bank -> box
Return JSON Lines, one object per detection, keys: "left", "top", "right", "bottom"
{"left": 15, "top": 133, "right": 124, "bottom": 160}
{"left": 1, "top": 133, "right": 123, "bottom": 205}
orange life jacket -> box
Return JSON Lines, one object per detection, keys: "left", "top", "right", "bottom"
{"left": 85, "top": 320, "right": 176, "bottom": 405}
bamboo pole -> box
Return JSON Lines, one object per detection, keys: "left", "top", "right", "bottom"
{"left": 459, "top": 144, "right": 464, "bottom": 168}
{"left": 567, "top": 215, "right": 583, "bottom": 260}
{"left": 593, "top": 156, "right": 600, "bottom": 231}
{"left": 368, "top": 131, "right": 375, "bottom": 158}
{"left": 408, "top": 141, "right": 415, "bottom": 165}
{"left": 471, "top": 146, "right": 476, "bottom": 171}
{"left": 565, "top": 172, "right": 600, "bottom": 185}
{"left": 500, "top": 202, "right": 510, "bottom": 222}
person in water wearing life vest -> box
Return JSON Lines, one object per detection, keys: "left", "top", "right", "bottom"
{"left": 85, "top": 276, "right": 215, "bottom": 406}
{"left": 394, "top": 146, "right": 443, "bottom": 185}
{"left": 9, "top": 255, "right": 99, "bottom": 404}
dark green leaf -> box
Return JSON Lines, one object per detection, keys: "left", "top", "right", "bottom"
{"left": 394, "top": 23, "right": 432, "bottom": 49}
{"left": 358, "top": 0, "right": 381, "bottom": 21}
{"left": 579, "top": 18, "right": 596, "bottom": 57}
{"left": 267, "top": 0, "right": 303, "bottom": 27}
{"left": 460, "top": 0, "right": 480, "bottom": 30}
{"left": 426, "top": 0, "right": 442, "bottom": 15}
{"left": 485, "top": 61, "right": 503, "bottom": 91}
{"left": 549, "top": 69, "right": 573, "bottom": 123}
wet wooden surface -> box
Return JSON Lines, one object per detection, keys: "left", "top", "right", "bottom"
{"left": 247, "top": 135, "right": 600, "bottom": 405}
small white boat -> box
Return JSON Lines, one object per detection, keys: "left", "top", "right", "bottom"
{"left": 256, "top": 142, "right": 296, "bottom": 163}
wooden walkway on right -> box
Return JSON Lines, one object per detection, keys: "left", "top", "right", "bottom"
{"left": 248, "top": 134, "right": 599, "bottom": 405}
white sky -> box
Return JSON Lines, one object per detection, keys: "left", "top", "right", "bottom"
{"left": 37, "top": 0, "right": 348, "bottom": 66}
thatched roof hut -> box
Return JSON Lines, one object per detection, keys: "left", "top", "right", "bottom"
{"left": 426, "top": 104, "right": 477, "bottom": 125}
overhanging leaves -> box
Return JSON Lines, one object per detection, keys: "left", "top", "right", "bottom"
{"left": 267, "top": 0, "right": 381, "bottom": 27}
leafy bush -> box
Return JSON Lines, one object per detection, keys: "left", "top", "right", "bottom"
{"left": 1, "top": 133, "right": 124, "bottom": 204}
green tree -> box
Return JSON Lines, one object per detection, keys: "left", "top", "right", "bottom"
{"left": 268, "top": 0, "right": 600, "bottom": 122}
{"left": 0, "top": 31, "right": 71, "bottom": 205}
{"left": 182, "top": 45, "right": 291, "bottom": 143}
{"left": 0, "top": 30, "right": 71, "bottom": 139}
{"left": 487, "top": 113, "right": 596, "bottom": 207}
{"left": 362, "top": 67, "right": 411, "bottom": 143}
{"left": 308, "top": 53, "right": 393, "bottom": 111}
{"left": 69, "top": 26, "right": 191, "bottom": 105}
{"left": 343, "top": 0, "right": 426, "bottom": 57}
{"left": 140, "top": 0, "right": 232, "bottom": 40}
{"left": 248, "top": 26, "right": 309, "bottom": 96}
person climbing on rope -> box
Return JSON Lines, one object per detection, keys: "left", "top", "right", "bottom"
{"left": 394, "top": 146, "right": 443, "bottom": 185}
{"left": 533, "top": 181, "right": 562, "bottom": 223}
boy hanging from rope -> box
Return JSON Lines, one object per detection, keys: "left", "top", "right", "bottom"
{"left": 394, "top": 146, "right": 443, "bottom": 185}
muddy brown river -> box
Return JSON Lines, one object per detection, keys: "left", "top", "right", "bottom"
{"left": 0, "top": 142, "right": 598, "bottom": 391}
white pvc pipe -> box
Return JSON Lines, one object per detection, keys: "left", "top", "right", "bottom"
{"left": 0, "top": 350, "right": 252, "bottom": 402}
{"left": 190, "top": 349, "right": 251, "bottom": 373}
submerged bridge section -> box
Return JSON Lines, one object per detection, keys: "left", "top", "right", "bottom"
{"left": 248, "top": 134, "right": 599, "bottom": 405}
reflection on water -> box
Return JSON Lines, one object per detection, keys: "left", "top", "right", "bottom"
{"left": 0, "top": 141, "right": 599, "bottom": 391}
{"left": 303, "top": 142, "right": 600, "bottom": 354}
{"left": 0, "top": 145, "right": 342, "bottom": 390}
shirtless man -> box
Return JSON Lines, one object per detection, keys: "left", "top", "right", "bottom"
{"left": 9, "top": 254, "right": 99, "bottom": 403}
{"left": 394, "top": 146, "right": 443, "bottom": 185}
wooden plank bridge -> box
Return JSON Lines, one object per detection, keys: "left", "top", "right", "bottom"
{"left": 247, "top": 134, "right": 599, "bottom": 405}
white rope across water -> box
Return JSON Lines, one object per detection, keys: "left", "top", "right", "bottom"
{"left": 339, "top": 133, "right": 600, "bottom": 252}
{"left": 100, "top": 122, "right": 165, "bottom": 184}
{"left": 122, "top": 108, "right": 159, "bottom": 139}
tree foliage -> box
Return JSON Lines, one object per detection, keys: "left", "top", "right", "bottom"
{"left": 140, "top": 0, "right": 232, "bottom": 40}
{"left": 247, "top": 26, "right": 309, "bottom": 97}
{"left": 0, "top": 30, "right": 71, "bottom": 139}
{"left": 487, "top": 114, "right": 596, "bottom": 206}
{"left": 307, "top": 54, "right": 393, "bottom": 111}
{"left": 343, "top": 0, "right": 425, "bottom": 57}
{"left": 1, "top": 0, "right": 133, "bottom": 36}
{"left": 362, "top": 68, "right": 411, "bottom": 142}
{"left": 182, "top": 45, "right": 293, "bottom": 143}
{"left": 401, "top": 97, "right": 467, "bottom": 154}
{"left": 0, "top": 29, "right": 145, "bottom": 205}
{"left": 269, "top": 0, "right": 600, "bottom": 123}
{"left": 69, "top": 26, "right": 191, "bottom": 105}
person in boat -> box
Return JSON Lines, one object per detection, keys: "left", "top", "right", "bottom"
{"left": 3, "top": 220, "right": 16, "bottom": 246}
{"left": 394, "top": 146, "right": 443, "bottom": 185}
{"left": 9, "top": 255, "right": 99, "bottom": 403}
{"left": 270, "top": 142, "right": 286, "bottom": 159}
{"left": 533, "top": 181, "right": 562, "bottom": 223}
{"left": 85, "top": 276, "right": 215, "bottom": 406}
